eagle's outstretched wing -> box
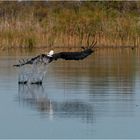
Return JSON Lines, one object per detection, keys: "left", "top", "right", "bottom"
{"left": 13, "top": 54, "right": 51, "bottom": 67}
{"left": 52, "top": 40, "right": 97, "bottom": 61}
{"left": 52, "top": 48, "right": 94, "bottom": 61}
{"left": 13, "top": 41, "right": 97, "bottom": 67}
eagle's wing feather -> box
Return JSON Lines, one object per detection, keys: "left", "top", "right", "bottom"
{"left": 52, "top": 48, "right": 93, "bottom": 61}
{"left": 13, "top": 54, "right": 49, "bottom": 67}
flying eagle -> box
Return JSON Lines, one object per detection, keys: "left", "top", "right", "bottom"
{"left": 13, "top": 41, "right": 97, "bottom": 67}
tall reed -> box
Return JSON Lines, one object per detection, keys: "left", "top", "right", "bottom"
{"left": 0, "top": 1, "right": 139, "bottom": 49}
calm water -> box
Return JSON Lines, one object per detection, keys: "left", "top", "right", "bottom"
{"left": 0, "top": 48, "right": 140, "bottom": 138}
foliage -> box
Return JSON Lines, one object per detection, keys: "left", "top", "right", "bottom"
{"left": 0, "top": 1, "right": 140, "bottom": 49}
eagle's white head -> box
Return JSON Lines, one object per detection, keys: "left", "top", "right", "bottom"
{"left": 47, "top": 50, "right": 54, "bottom": 57}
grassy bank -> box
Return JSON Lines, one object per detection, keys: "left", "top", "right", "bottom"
{"left": 0, "top": 1, "right": 140, "bottom": 49}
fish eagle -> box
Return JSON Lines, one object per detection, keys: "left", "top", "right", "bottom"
{"left": 14, "top": 40, "right": 97, "bottom": 84}
{"left": 13, "top": 41, "right": 97, "bottom": 67}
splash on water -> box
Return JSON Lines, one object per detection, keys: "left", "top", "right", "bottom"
{"left": 18, "top": 61, "right": 48, "bottom": 84}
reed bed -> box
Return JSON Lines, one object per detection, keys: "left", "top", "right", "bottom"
{"left": 0, "top": 1, "right": 140, "bottom": 49}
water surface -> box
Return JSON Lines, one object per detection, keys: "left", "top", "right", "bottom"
{"left": 0, "top": 48, "right": 140, "bottom": 138}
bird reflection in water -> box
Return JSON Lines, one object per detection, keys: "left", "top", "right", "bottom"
{"left": 18, "top": 84, "right": 54, "bottom": 120}
{"left": 18, "top": 84, "right": 94, "bottom": 123}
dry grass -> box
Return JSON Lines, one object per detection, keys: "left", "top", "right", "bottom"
{"left": 0, "top": 1, "right": 140, "bottom": 50}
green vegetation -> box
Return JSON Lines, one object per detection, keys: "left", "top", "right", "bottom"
{"left": 0, "top": 1, "right": 140, "bottom": 49}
